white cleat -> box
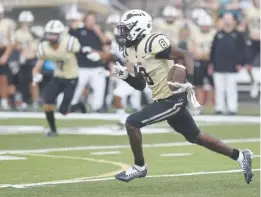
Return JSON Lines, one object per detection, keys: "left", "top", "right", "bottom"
{"left": 115, "top": 165, "right": 147, "bottom": 182}
{"left": 238, "top": 149, "right": 254, "bottom": 184}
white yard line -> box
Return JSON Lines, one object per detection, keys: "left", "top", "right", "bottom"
{"left": 90, "top": 151, "right": 121, "bottom": 155}
{"left": 0, "top": 112, "right": 259, "bottom": 123}
{"left": 0, "top": 168, "right": 259, "bottom": 189}
{"left": 0, "top": 156, "right": 27, "bottom": 161}
{"left": 160, "top": 153, "right": 192, "bottom": 157}
{"left": 0, "top": 138, "right": 259, "bottom": 155}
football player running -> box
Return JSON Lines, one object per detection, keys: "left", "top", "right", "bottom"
{"left": 33, "top": 20, "right": 81, "bottom": 136}
{"left": 112, "top": 9, "right": 253, "bottom": 184}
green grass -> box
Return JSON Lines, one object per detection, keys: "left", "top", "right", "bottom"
{"left": 0, "top": 119, "right": 116, "bottom": 127}
{"left": 0, "top": 119, "right": 259, "bottom": 197}
{"left": 0, "top": 124, "right": 259, "bottom": 150}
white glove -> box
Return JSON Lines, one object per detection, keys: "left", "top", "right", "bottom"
{"left": 32, "top": 73, "right": 43, "bottom": 85}
{"left": 86, "top": 52, "right": 101, "bottom": 62}
{"left": 82, "top": 46, "right": 92, "bottom": 53}
{"left": 167, "top": 81, "right": 193, "bottom": 94}
{"left": 112, "top": 61, "right": 128, "bottom": 79}
{"left": 186, "top": 89, "right": 202, "bottom": 116}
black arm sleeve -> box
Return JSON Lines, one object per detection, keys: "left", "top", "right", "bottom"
{"left": 155, "top": 46, "right": 171, "bottom": 59}
{"left": 123, "top": 67, "right": 146, "bottom": 91}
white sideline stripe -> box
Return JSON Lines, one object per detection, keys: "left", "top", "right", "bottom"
{"left": 253, "top": 155, "right": 261, "bottom": 158}
{"left": 0, "top": 112, "right": 259, "bottom": 123}
{"left": 0, "top": 169, "right": 260, "bottom": 189}
{"left": 0, "top": 138, "right": 259, "bottom": 155}
{"left": 0, "top": 155, "right": 27, "bottom": 161}
{"left": 160, "top": 153, "right": 192, "bottom": 157}
{"left": 90, "top": 151, "right": 121, "bottom": 155}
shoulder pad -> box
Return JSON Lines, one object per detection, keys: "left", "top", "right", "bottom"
{"left": 145, "top": 34, "right": 170, "bottom": 54}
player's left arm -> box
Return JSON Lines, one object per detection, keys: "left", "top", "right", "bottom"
{"left": 154, "top": 35, "right": 194, "bottom": 84}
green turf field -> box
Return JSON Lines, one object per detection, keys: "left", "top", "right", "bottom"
{"left": 0, "top": 118, "right": 260, "bottom": 197}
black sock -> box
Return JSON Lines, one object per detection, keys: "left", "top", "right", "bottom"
{"left": 45, "top": 111, "right": 56, "bottom": 132}
{"left": 231, "top": 149, "right": 240, "bottom": 160}
{"left": 135, "top": 158, "right": 145, "bottom": 167}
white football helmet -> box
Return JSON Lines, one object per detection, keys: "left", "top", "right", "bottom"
{"left": 66, "top": 11, "right": 83, "bottom": 21}
{"left": 106, "top": 13, "right": 121, "bottom": 25}
{"left": 44, "top": 20, "right": 65, "bottom": 44}
{"left": 162, "top": 6, "right": 179, "bottom": 17}
{"left": 198, "top": 14, "right": 212, "bottom": 32}
{"left": 198, "top": 15, "right": 213, "bottom": 26}
{"left": 18, "top": 11, "right": 34, "bottom": 23}
{"left": 116, "top": 9, "right": 152, "bottom": 48}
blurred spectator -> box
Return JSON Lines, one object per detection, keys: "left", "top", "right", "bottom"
{"left": 243, "top": 0, "right": 260, "bottom": 98}
{"left": 177, "top": 24, "right": 193, "bottom": 50}
{"left": 209, "top": 13, "right": 249, "bottom": 115}
{"left": 0, "top": 4, "right": 15, "bottom": 110}
{"left": 195, "top": 0, "right": 220, "bottom": 20}
{"left": 65, "top": 8, "right": 84, "bottom": 31}
{"left": 14, "top": 11, "right": 39, "bottom": 111}
{"left": 70, "top": 12, "right": 111, "bottom": 112}
{"left": 219, "top": 0, "right": 241, "bottom": 17}
{"left": 153, "top": 6, "right": 183, "bottom": 45}
{"left": 243, "top": 0, "right": 260, "bottom": 63}
{"left": 105, "top": 13, "right": 121, "bottom": 41}
{"left": 191, "top": 14, "right": 216, "bottom": 106}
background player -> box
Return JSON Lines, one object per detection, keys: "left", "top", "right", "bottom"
{"left": 14, "top": 11, "right": 38, "bottom": 111}
{"left": 112, "top": 9, "right": 253, "bottom": 184}
{"left": 0, "top": 4, "right": 15, "bottom": 110}
{"left": 192, "top": 13, "right": 216, "bottom": 106}
{"left": 32, "top": 20, "right": 80, "bottom": 136}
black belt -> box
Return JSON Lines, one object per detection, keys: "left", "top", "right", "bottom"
{"left": 154, "top": 93, "right": 186, "bottom": 103}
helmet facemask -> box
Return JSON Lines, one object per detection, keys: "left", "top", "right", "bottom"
{"left": 115, "top": 21, "right": 138, "bottom": 50}
{"left": 45, "top": 33, "right": 61, "bottom": 45}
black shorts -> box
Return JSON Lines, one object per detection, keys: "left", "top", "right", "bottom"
{"left": 43, "top": 77, "right": 78, "bottom": 107}
{"left": 19, "top": 59, "right": 36, "bottom": 83}
{"left": 194, "top": 60, "right": 214, "bottom": 87}
{"left": 126, "top": 93, "right": 201, "bottom": 142}
{"left": 7, "top": 67, "right": 19, "bottom": 86}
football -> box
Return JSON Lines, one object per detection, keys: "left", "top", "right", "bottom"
{"left": 167, "top": 64, "right": 187, "bottom": 91}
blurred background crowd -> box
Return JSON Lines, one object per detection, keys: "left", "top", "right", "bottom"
{"left": 0, "top": 0, "right": 259, "bottom": 115}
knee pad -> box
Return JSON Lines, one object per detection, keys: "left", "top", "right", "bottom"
{"left": 125, "top": 114, "right": 143, "bottom": 129}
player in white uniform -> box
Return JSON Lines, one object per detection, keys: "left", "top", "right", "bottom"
{"left": 112, "top": 9, "right": 253, "bottom": 183}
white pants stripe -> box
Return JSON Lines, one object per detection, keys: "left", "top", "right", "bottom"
{"left": 141, "top": 102, "right": 183, "bottom": 124}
